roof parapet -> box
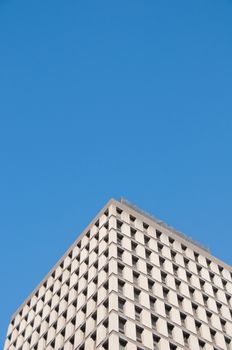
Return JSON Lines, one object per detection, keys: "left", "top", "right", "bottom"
{"left": 120, "top": 198, "right": 210, "bottom": 253}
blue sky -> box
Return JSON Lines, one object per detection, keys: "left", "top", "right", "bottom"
{"left": 1, "top": 0, "right": 232, "bottom": 345}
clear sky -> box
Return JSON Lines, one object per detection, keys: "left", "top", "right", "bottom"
{"left": 1, "top": 0, "right": 232, "bottom": 345}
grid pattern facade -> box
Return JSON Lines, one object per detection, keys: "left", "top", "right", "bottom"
{"left": 4, "top": 199, "right": 232, "bottom": 350}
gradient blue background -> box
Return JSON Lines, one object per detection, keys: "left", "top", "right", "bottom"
{"left": 1, "top": 0, "right": 232, "bottom": 345}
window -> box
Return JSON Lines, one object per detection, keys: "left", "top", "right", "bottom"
{"left": 220, "top": 318, "right": 226, "bottom": 332}
{"left": 189, "top": 286, "right": 195, "bottom": 297}
{"left": 181, "top": 244, "right": 187, "bottom": 252}
{"left": 195, "top": 320, "right": 202, "bottom": 335}
{"left": 222, "top": 279, "right": 227, "bottom": 288}
{"left": 159, "top": 257, "right": 165, "bottom": 268}
{"left": 156, "top": 230, "right": 162, "bottom": 239}
{"left": 116, "top": 207, "right": 123, "bottom": 215}
{"left": 144, "top": 235, "right": 150, "bottom": 245}
{"left": 118, "top": 298, "right": 126, "bottom": 312}
{"left": 134, "top": 288, "right": 141, "bottom": 302}
{"left": 167, "top": 323, "right": 174, "bottom": 337}
{"left": 203, "top": 294, "right": 208, "bottom": 307}
{"left": 165, "top": 304, "right": 172, "bottom": 317}
{"left": 147, "top": 263, "right": 153, "bottom": 277}
{"left": 119, "top": 338, "right": 127, "bottom": 350}
{"left": 117, "top": 220, "right": 123, "bottom": 230}
{"left": 91, "top": 331, "right": 96, "bottom": 341}
{"left": 209, "top": 271, "right": 214, "bottom": 282}
{"left": 132, "top": 255, "right": 139, "bottom": 268}
{"left": 183, "top": 332, "right": 190, "bottom": 345}
{"left": 216, "top": 301, "right": 222, "bottom": 314}
{"left": 157, "top": 243, "right": 163, "bottom": 252}
{"left": 150, "top": 296, "right": 156, "bottom": 310}
{"left": 143, "top": 222, "right": 149, "bottom": 230}
{"left": 136, "top": 326, "right": 143, "bottom": 342}
{"left": 206, "top": 310, "right": 212, "bottom": 323}
{"left": 103, "top": 340, "right": 108, "bottom": 350}
{"left": 133, "top": 271, "right": 140, "bottom": 284}
{"left": 175, "top": 279, "right": 181, "bottom": 291}
{"left": 226, "top": 293, "right": 231, "bottom": 304}
{"left": 135, "top": 306, "right": 142, "bottom": 321}
{"left": 153, "top": 334, "right": 160, "bottom": 349}
{"left": 117, "top": 233, "right": 123, "bottom": 246}
{"left": 206, "top": 258, "right": 211, "bottom": 267}
{"left": 131, "top": 241, "right": 137, "bottom": 252}
{"left": 179, "top": 311, "right": 185, "bottom": 322}
{"left": 130, "top": 227, "right": 136, "bottom": 238}
{"left": 199, "top": 279, "right": 205, "bottom": 289}
{"left": 145, "top": 249, "right": 151, "bottom": 260}
{"left": 186, "top": 271, "right": 192, "bottom": 282}
{"left": 177, "top": 295, "right": 183, "bottom": 307}
{"left": 118, "top": 279, "right": 125, "bottom": 294}
{"left": 161, "top": 271, "right": 167, "bottom": 284}
{"left": 169, "top": 237, "right": 174, "bottom": 245}
{"left": 194, "top": 252, "right": 199, "bottom": 261}
{"left": 210, "top": 329, "right": 216, "bottom": 341}
{"left": 169, "top": 343, "right": 177, "bottom": 350}
{"left": 192, "top": 302, "right": 198, "bottom": 315}
{"left": 213, "top": 286, "right": 218, "bottom": 296}
{"left": 171, "top": 251, "right": 177, "bottom": 260}
{"left": 151, "top": 314, "right": 158, "bottom": 328}
{"left": 198, "top": 339, "right": 205, "bottom": 349}
{"left": 184, "top": 257, "right": 189, "bottom": 268}
{"left": 218, "top": 265, "right": 223, "bottom": 274}
{"left": 130, "top": 215, "right": 136, "bottom": 223}
{"left": 163, "top": 287, "right": 169, "bottom": 299}
{"left": 225, "top": 336, "right": 231, "bottom": 347}
{"left": 118, "top": 263, "right": 124, "bottom": 277}
{"left": 119, "top": 317, "right": 126, "bottom": 334}
{"left": 148, "top": 279, "right": 155, "bottom": 292}
{"left": 117, "top": 248, "right": 124, "bottom": 260}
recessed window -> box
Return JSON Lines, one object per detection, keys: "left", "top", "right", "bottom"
{"left": 156, "top": 230, "right": 162, "bottom": 239}
{"left": 150, "top": 296, "right": 156, "bottom": 310}
{"left": 117, "top": 220, "right": 123, "bottom": 230}
{"left": 130, "top": 215, "right": 136, "bottom": 223}
{"left": 157, "top": 243, "right": 163, "bottom": 252}
{"left": 147, "top": 263, "right": 153, "bottom": 276}
{"left": 165, "top": 304, "right": 172, "bottom": 317}
{"left": 148, "top": 279, "right": 155, "bottom": 292}
{"left": 135, "top": 306, "right": 142, "bottom": 321}
{"left": 130, "top": 227, "right": 137, "bottom": 238}
{"left": 183, "top": 332, "right": 190, "bottom": 345}
{"left": 117, "top": 248, "right": 124, "bottom": 260}
{"left": 151, "top": 314, "right": 158, "bottom": 328}
{"left": 198, "top": 339, "right": 205, "bottom": 349}
{"left": 119, "top": 338, "right": 127, "bottom": 350}
{"left": 131, "top": 241, "right": 137, "bottom": 252}
{"left": 143, "top": 222, "right": 149, "bottom": 230}
{"left": 118, "top": 298, "right": 126, "bottom": 312}
{"left": 118, "top": 263, "right": 124, "bottom": 276}
{"left": 153, "top": 334, "right": 160, "bottom": 347}
{"left": 134, "top": 288, "right": 141, "bottom": 302}
{"left": 118, "top": 279, "right": 125, "bottom": 293}
{"left": 103, "top": 340, "right": 108, "bottom": 350}
{"left": 144, "top": 235, "right": 150, "bottom": 245}
{"left": 136, "top": 325, "right": 143, "bottom": 342}
{"left": 119, "top": 317, "right": 126, "bottom": 334}
{"left": 167, "top": 323, "right": 174, "bottom": 337}
{"left": 133, "top": 271, "right": 140, "bottom": 284}
{"left": 116, "top": 207, "right": 123, "bottom": 215}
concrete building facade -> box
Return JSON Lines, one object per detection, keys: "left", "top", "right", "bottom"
{"left": 4, "top": 199, "right": 232, "bottom": 350}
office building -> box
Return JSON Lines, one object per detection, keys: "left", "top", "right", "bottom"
{"left": 4, "top": 199, "right": 232, "bottom": 350}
